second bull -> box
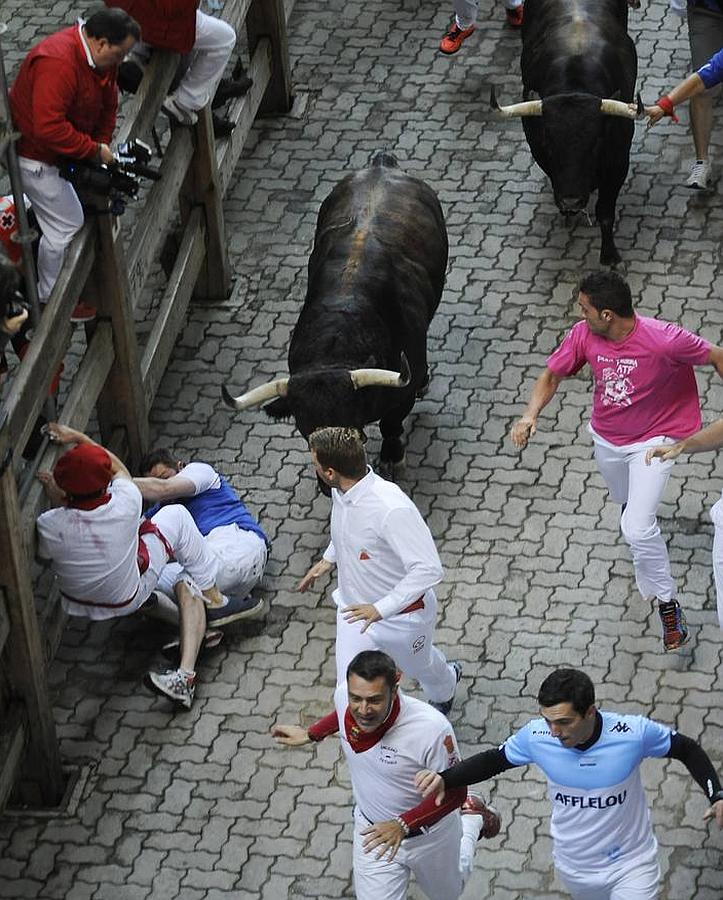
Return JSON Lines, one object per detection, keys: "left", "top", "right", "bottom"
{"left": 492, "top": 0, "right": 640, "bottom": 266}
{"left": 223, "top": 152, "right": 448, "bottom": 478}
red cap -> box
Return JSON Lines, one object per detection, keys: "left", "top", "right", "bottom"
{"left": 54, "top": 444, "right": 113, "bottom": 497}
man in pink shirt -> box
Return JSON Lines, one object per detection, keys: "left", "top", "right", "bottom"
{"left": 510, "top": 271, "right": 723, "bottom": 651}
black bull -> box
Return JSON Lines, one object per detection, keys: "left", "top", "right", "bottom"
{"left": 506, "top": 0, "right": 638, "bottom": 265}
{"left": 222, "top": 153, "right": 448, "bottom": 475}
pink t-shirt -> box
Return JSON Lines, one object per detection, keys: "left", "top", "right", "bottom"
{"left": 546, "top": 316, "right": 711, "bottom": 446}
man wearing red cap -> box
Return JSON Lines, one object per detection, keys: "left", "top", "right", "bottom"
{"left": 37, "top": 423, "right": 225, "bottom": 708}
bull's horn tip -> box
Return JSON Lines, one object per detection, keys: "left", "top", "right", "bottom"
{"left": 221, "top": 384, "right": 237, "bottom": 408}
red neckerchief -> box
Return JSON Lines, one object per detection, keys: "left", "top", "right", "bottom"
{"left": 67, "top": 491, "right": 111, "bottom": 511}
{"left": 344, "top": 694, "right": 401, "bottom": 753}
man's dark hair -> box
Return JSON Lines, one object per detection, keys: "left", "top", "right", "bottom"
{"left": 538, "top": 668, "right": 595, "bottom": 716}
{"left": 309, "top": 427, "right": 367, "bottom": 479}
{"left": 138, "top": 447, "right": 176, "bottom": 476}
{"left": 578, "top": 271, "right": 634, "bottom": 318}
{"left": 85, "top": 6, "right": 141, "bottom": 43}
{"left": 347, "top": 651, "right": 398, "bottom": 692}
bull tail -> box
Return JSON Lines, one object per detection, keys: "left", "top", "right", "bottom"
{"left": 370, "top": 150, "right": 398, "bottom": 169}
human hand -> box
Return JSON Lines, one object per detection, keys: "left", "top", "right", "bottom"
{"left": 511, "top": 415, "right": 536, "bottom": 449}
{"left": 298, "top": 559, "right": 332, "bottom": 593}
{"left": 342, "top": 603, "right": 381, "bottom": 633}
{"left": 645, "top": 442, "right": 684, "bottom": 465}
{"left": 42, "top": 422, "right": 88, "bottom": 445}
{"left": 360, "top": 819, "right": 405, "bottom": 861}
{"left": 643, "top": 105, "right": 665, "bottom": 127}
{"left": 415, "top": 770, "right": 445, "bottom": 805}
{"left": 98, "top": 143, "right": 115, "bottom": 165}
{"left": 271, "top": 724, "right": 312, "bottom": 747}
{"left": 703, "top": 799, "right": 723, "bottom": 829}
{"left": 37, "top": 470, "right": 67, "bottom": 505}
{"left": 1, "top": 306, "right": 28, "bottom": 336}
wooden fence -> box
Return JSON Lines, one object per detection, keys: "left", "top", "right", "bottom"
{"left": 0, "top": 0, "right": 293, "bottom": 810}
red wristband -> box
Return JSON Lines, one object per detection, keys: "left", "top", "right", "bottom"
{"left": 655, "top": 96, "right": 679, "bottom": 123}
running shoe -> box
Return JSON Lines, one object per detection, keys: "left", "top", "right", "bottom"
{"left": 145, "top": 668, "right": 196, "bottom": 709}
{"left": 658, "top": 599, "right": 689, "bottom": 651}
{"left": 462, "top": 791, "right": 502, "bottom": 839}
{"left": 439, "top": 23, "right": 475, "bottom": 55}
{"left": 685, "top": 159, "right": 710, "bottom": 190}
{"left": 70, "top": 301, "right": 97, "bottom": 323}
{"left": 429, "top": 661, "right": 463, "bottom": 716}
{"left": 207, "top": 594, "right": 265, "bottom": 627}
{"left": 505, "top": 5, "right": 524, "bottom": 27}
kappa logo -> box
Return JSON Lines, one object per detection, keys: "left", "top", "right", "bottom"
{"left": 609, "top": 722, "right": 632, "bottom": 734}
{"left": 359, "top": 548, "right": 371, "bottom": 560}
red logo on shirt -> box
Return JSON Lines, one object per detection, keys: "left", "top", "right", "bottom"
{"left": 359, "top": 549, "right": 371, "bottom": 560}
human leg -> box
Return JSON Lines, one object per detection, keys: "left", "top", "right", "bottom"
{"left": 408, "top": 816, "right": 465, "bottom": 899}
{"left": 150, "top": 504, "right": 220, "bottom": 594}
{"left": 439, "top": 0, "right": 478, "bottom": 54}
{"left": 367, "top": 598, "right": 457, "bottom": 704}
{"left": 685, "top": 8, "right": 723, "bottom": 188}
{"left": 17, "top": 159, "right": 84, "bottom": 302}
{"left": 174, "top": 579, "right": 205, "bottom": 672}
{"left": 591, "top": 434, "right": 630, "bottom": 505}
{"left": 711, "top": 495, "right": 723, "bottom": 631}
{"left": 620, "top": 448, "right": 676, "bottom": 602}
{"left": 335, "top": 605, "right": 376, "bottom": 687}
{"left": 205, "top": 525, "right": 267, "bottom": 596}
{"left": 352, "top": 809, "right": 409, "bottom": 900}
{"left": 174, "top": 11, "right": 236, "bottom": 111}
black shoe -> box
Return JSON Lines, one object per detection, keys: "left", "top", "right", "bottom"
{"left": 212, "top": 76, "right": 253, "bottom": 109}
{"left": 212, "top": 114, "right": 236, "bottom": 139}
{"left": 429, "top": 661, "right": 463, "bottom": 717}
{"left": 207, "top": 594, "right": 265, "bottom": 627}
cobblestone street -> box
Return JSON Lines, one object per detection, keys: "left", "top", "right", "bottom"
{"left": 0, "top": 0, "right": 722, "bottom": 897}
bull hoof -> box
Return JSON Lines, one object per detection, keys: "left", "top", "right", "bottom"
{"left": 377, "top": 454, "right": 406, "bottom": 481}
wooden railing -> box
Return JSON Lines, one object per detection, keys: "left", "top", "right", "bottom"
{"left": 0, "top": 0, "right": 293, "bottom": 810}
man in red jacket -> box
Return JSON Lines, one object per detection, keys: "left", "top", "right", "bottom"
{"left": 9, "top": 7, "right": 139, "bottom": 319}
{"left": 105, "top": 0, "right": 236, "bottom": 128}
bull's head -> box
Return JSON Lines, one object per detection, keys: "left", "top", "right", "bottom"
{"left": 221, "top": 353, "right": 412, "bottom": 439}
{"left": 490, "top": 87, "right": 643, "bottom": 213}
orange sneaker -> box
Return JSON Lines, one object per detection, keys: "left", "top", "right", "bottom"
{"left": 505, "top": 5, "right": 524, "bottom": 27}
{"left": 439, "top": 22, "right": 475, "bottom": 54}
{"left": 70, "top": 300, "right": 97, "bottom": 323}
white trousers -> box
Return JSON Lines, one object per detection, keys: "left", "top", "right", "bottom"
{"left": 174, "top": 11, "right": 236, "bottom": 111}
{"left": 140, "top": 504, "right": 219, "bottom": 603}
{"left": 556, "top": 855, "right": 661, "bottom": 899}
{"left": 158, "top": 524, "right": 266, "bottom": 598}
{"left": 334, "top": 593, "right": 457, "bottom": 704}
{"left": 591, "top": 429, "right": 678, "bottom": 601}
{"left": 17, "top": 157, "right": 84, "bottom": 302}
{"left": 711, "top": 495, "right": 723, "bottom": 630}
{"left": 352, "top": 808, "right": 479, "bottom": 900}
{"left": 454, "top": 0, "right": 522, "bottom": 29}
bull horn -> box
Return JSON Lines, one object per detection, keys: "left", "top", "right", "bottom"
{"left": 599, "top": 98, "right": 638, "bottom": 119}
{"left": 222, "top": 377, "right": 289, "bottom": 410}
{"left": 349, "top": 352, "right": 411, "bottom": 391}
{"left": 490, "top": 85, "right": 542, "bottom": 118}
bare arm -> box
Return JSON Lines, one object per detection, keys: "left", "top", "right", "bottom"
{"left": 645, "top": 72, "right": 706, "bottom": 125}
{"left": 133, "top": 474, "right": 197, "bottom": 502}
{"left": 646, "top": 418, "right": 723, "bottom": 465}
{"left": 510, "top": 368, "right": 563, "bottom": 449}
{"left": 44, "top": 423, "right": 130, "bottom": 479}
{"left": 708, "top": 345, "right": 723, "bottom": 380}
{"left": 298, "top": 557, "right": 334, "bottom": 592}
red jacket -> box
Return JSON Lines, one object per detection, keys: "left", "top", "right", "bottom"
{"left": 9, "top": 26, "right": 118, "bottom": 164}
{"left": 105, "top": 0, "right": 198, "bottom": 55}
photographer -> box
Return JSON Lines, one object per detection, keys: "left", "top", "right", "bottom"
{"left": 0, "top": 262, "right": 29, "bottom": 385}
{"left": 9, "top": 7, "right": 140, "bottom": 322}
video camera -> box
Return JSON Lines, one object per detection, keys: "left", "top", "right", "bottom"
{"left": 58, "top": 139, "right": 161, "bottom": 216}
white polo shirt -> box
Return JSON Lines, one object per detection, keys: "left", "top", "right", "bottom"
{"left": 336, "top": 689, "right": 461, "bottom": 823}
{"left": 323, "top": 468, "right": 444, "bottom": 618}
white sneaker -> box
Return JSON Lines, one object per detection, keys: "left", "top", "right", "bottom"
{"left": 162, "top": 94, "right": 198, "bottom": 126}
{"left": 685, "top": 159, "right": 711, "bottom": 190}
{"left": 145, "top": 668, "right": 196, "bottom": 709}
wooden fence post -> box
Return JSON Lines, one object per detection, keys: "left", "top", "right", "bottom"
{"left": 179, "top": 108, "right": 231, "bottom": 301}
{"left": 0, "top": 466, "right": 64, "bottom": 807}
{"left": 86, "top": 216, "right": 149, "bottom": 467}
{"left": 247, "top": 0, "right": 292, "bottom": 115}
